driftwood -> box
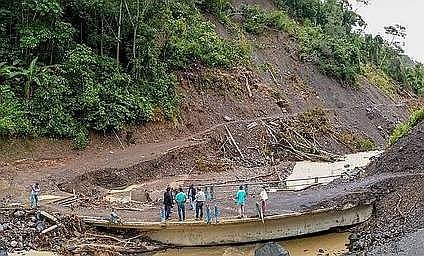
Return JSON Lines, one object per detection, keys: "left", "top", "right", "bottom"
{"left": 115, "top": 207, "right": 152, "bottom": 212}
{"left": 202, "top": 172, "right": 277, "bottom": 187}
{"left": 85, "top": 233, "right": 126, "bottom": 243}
{"left": 51, "top": 195, "right": 76, "bottom": 204}
{"left": 39, "top": 210, "right": 58, "bottom": 223}
{"left": 224, "top": 125, "right": 244, "bottom": 159}
{"left": 71, "top": 243, "right": 155, "bottom": 254}
{"left": 267, "top": 66, "right": 281, "bottom": 87}
{"left": 113, "top": 130, "right": 125, "bottom": 150}
{"left": 41, "top": 224, "right": 59, "bottom": 234}
{"left": 263, "top": 117, "right": 342, "bottom": 162}
{"left": 244, "top": 75, "right": 252, "bottom": 97}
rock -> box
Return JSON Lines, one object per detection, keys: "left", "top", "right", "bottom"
{"left": 13, "top": 211, "right": 25, "bottom": 218}
{"left": 223, "top": 115, "right": 233, "bottom": 122}
{"left": 349, "top": 233, "right": 359, "bottom": 241}
{"left": 10, "top": 241, "right": 18, "bottom": 248}
{"left": 36, "top": 222, "right": 46, "bottom": 232}
{"left": 255, "top": 242, "right": 290, "bottom": 256}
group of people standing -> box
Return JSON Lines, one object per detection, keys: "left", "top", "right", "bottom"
{"left": 234, "top": 185, "right": 268, "bottom": 218}
{"left": 163, "top": 185, "right": 206, "bottom": 221}
{"left": 163, "top": 184, "right": 269, "bottom": 221}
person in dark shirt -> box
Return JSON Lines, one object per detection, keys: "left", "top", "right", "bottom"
{"left": 188, "top": 184, "right": 196, "bottom": 210}
{"left": 163, "top": 186, "right": 173, "bottom": 220}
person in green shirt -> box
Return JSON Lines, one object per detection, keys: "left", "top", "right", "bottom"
{"left": 235, "top": 185, "right": 247, "bottom": 218}
{"left": 175, "top": 187, "right": 187, "bottom": 221}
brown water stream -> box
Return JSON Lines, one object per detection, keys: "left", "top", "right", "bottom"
{"left": 154, "top": 232, "right": 350, "bottom": 256}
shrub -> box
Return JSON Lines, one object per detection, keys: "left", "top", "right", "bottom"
{"left": 241, "top": 5, "right": 296, "bottom": 35}
{"left": 72, "top": 126, "right": 89, "bottom": 150}
{"left": 362, "top": 64, "right": 396, "bottom": 97}
{"left": 406, "top": 64, "right": 424, "bottom": 95}
{"left": 197, "top": 0, "right": 232, "bottom": 21}
{"left": 165, "top": 15, "right": 249, "bottom": 68}
{"left": 0, "top": 84, "right": 32, "bottom": 136}
{"left": 63, "top": 45, "right": 154, "bottom": 131}
{"left": 355, "top": 138, "right": 376, "bottom": 151}
{"left": 389, "top": 107, "right": 424, "bottom": 145}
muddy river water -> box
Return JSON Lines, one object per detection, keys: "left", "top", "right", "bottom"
{"left": 286, "top": 150, "right": 382, "bottom": 190}
{"left": 154, "top": 232, "right": 350, "bottom": 256}
{"left": 8, "top": 233, "right": 349, "bottom": 256}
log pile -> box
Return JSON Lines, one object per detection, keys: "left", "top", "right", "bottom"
{"left": 0, "top": 208, "right": 84, "bottom": 253}
{"left": 220, "top": 109, "right": 342, "bottom": 164}
{"left": 0, "top": 208, "right": 161, "bottom": 255}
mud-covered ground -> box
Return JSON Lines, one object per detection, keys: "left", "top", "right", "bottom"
{"left": 346, "top": 121, "right": 424, "bottom": 255}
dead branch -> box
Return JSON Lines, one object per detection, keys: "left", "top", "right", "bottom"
{"left": 244, "top": 75, "right": 253, "bottom": 97}
{"left": 39, "top": 210, "right": 58, "bottom": 223}
{"left": 41, "top": 224, "right": 59, "bottom": 234}
{"left": 85, "top": 233, "right": 126, "bottom": 243}
{"left": 267, "top": 66, "right": 281, "bottom": 87}
{"left": 224, "top": 125, "right": 244, "bottom": 159}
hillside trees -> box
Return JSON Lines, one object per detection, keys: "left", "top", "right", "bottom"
{"left": 0, "top": 0, "right": 248, "bottom": 147}
{"left": 244, "top": 0, "right": 424, "bottom": 93}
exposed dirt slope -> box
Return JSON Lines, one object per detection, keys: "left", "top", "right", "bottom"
{"left": 366, "top": 121, "right": 424, "bottom": 175}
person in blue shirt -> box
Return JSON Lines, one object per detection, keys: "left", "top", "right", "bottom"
{"left": 235, "top": 185, "right": 247, "bottom": 218}
{"left": 175, "top": 187, "right": 187, "bottom": 221}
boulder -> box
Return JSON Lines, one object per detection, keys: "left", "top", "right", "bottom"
{"left": 255, "top": 242, "right": 290, "bottom": 256}
{"left": 13, "top": 211, "right": 25, "bottom": 218}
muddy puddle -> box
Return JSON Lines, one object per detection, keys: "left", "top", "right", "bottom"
{"left": 286, "top": 150, "right": 382, "bottom": 190}
{"left": 154, "top": 232, "right": 350, "bottom": 256}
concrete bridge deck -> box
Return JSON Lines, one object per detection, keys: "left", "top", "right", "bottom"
{"left": 83, "top": 203, "right": 373, "bottom": 246}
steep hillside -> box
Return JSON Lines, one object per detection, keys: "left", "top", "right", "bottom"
{"left": 367, "top": 118, "right": 424, "bottom": 175}
{"left": 348, "top": 121, "right": 424, "bottom": 254}
{"left": 0, "top": 0, "right": 420, "bottom": 200}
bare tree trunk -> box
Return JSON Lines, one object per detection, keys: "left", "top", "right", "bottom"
{"left": 133, "top": 0, "right": 140, "bottom": 60}
{"left": 116, "top": 0, "right": 123, "bottom": 66}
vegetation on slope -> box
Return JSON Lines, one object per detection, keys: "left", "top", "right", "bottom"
{"left": 0, "top": 0, "right": 423, "bottom": 149}
{"left": 389, "top": 107, "right": 424, "bottom": 145}
{"left": 239, "top": 1, "right": 424, "bottom": 92}
{"left": 0, "top": 0, "right": 248, "bottom": 148}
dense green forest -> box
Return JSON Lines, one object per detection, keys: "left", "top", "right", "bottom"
{"left": 0, "top": 0, "right": 423, "bottom": 148}
{"left": 0, "top": 0, "right": 249, "bottom": 148}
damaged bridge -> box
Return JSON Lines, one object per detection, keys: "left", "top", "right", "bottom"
{"left": 83, "top": 202, "right": 373, "bottom": 246}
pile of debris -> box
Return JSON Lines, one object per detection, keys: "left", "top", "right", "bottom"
{"left": 0, "top": 208, "right": 83, "bottom": 253}
{"left": 366, "top": 120, "right": 424, "bottom": 175}
{"left": 348, "top": 121, "right": 424, "bottom": 254}
{"left": 0, "top": 208, "right": 161, "bottom": 255}
{"left": 220, "top": 109, "right": 343, "bottom": 167}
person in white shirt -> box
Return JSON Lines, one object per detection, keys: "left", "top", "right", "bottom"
{"left": 195, "top": 187, "right": 206, "bottom": 220}
{"left": 259, "top": 186, "right": 268, "bottom": 216}
{"left": 30, "top": 183, "right": 41, "bottom": 208}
